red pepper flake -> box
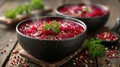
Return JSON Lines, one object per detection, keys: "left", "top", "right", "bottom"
{"left": 73, "top": 62, "right": 76, "bottom": 65}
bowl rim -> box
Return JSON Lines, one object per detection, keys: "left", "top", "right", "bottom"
{"left": 55, "top": 3, "right": 110, "bottom": 19}
{"left": 16, "top": 16, "right": 87, "bottom": 41}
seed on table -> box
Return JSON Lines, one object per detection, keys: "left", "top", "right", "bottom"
{"left": 6, "top": 44, "right": 9, "bottom": 47}
{"left": 3, "top": 50, "right": 6, "bottom": 53}
{"left": 23, "top": 64, "right": 29, "bottom": 67}
{"left": 73, "top": 62, "right": 76, "bottom": 65}
{"left": 89, "top": 60, "right": 93, "bottom": 63}
{"left": 112, "top": 54, "right": 115, "bottom": 57}
{"left": 10, "top": 62, "right": 13, "bottom": 65}
{"left": 85, "top": 51, "right": 89, "bottom": 54}
{"left": 111, "top": 46, "right": 114, "bottom": 48}
{"left": 14, "top": 56, "right": 16, "bottom": 59}
{"left": 79, "top": 59, "right": 81, "bottom": 61}
{"left": 13, "top": 50, "right": 19, "bottom": 54}
{"left": 9, "top": 39, "right": 13, "bottom": 42}
{"left": 105, "top": 59, "right": 110, "bottom": 63}
{"left": 20, "top": 58, "right": 23, "bottom": 61}
{"left": 75, "top": 52, "right": 78, "bottom": 55}
{"left": 75, "top": 58, "right": 78, "bottom": 60}
{"left": 85, "top": 64, "right": 88, "bottom": 67}
{"left": 106, "top": 50, "right": 109, "bottom": 53}
{"left": 108, "top": 63, "right": 111, "bottom": 66}
{"left": 115, "top": 47, "right": 118, "bottom": 49}
{"left": 17, "top": 56, "right": 20, "bottom": 58}
{"left": 12, "top": 60, "right": 15, "bottom": 62}
{"left": 80, "top": 55, "right": 83, "bottom": 59}
{"left": 105, "top": 47, "right": 108, "bottom": 50}
{"left": 75, "top": 60, "right": 79, "bottom": 64}
{"left": 1, "top": 52, "right": 3, "bottom": 54}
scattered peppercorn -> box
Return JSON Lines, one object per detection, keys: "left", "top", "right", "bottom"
{"left": 3, "top": 50, "right": 6, "bottom": 53}
{"left": 12, "top": 50, "right": 19, "bottom": 54}
{"left": 72, "top": 50, "right": 95, "bottom": 66}
{"left": 1, "top": 52, "right": 3, "bottom": 54}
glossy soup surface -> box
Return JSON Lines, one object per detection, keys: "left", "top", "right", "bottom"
{"left": 58, "top": 5, "right": 108, "bottom": 17}
{"left": 19, "top": 18, "right": 85, "bottom": 40}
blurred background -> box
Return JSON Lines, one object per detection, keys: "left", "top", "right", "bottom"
{"left": 0, "top": 0, "right": 120, "bottom": 29}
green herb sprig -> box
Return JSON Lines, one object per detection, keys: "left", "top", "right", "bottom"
{"left": 30, "top": 0, "right": 44, "bottom": 10}
{"left": 4, "top": 0, "right": 44, "bottom": 19}
{"left": 84, "top": 38, "right": 105, "bottom": 58}
{"left": 4, "top": 9, "right": 17, "bottom": 19}
{"left": 44, "top": 20, "right": 60, "bottom": 33}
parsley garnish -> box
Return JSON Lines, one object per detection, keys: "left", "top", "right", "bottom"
{"left": 44, "top": 20, "right": 60, "bottom": 33}
{"left": 84, "top": 38, "right": 105, "bottom": 58}
{"left": 4, "top": 0, "right": 44, "bottom": 19}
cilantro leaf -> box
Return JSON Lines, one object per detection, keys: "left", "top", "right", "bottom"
{"left": 44, "top": 22, "right": 51, "bottom": 30}
{"left": 84, "top": 38, "right": 105, "bottom": 58}
{"left": 4, "top": 9, "right": 17, "bottom": 19}
{"left": 43, "top": 20, "right": 60, "bottom": 33}
{"left": 52, "top": 24, "right": 60, "bottom": 32}
{"left": 30, "top": 0, "right": 44, "bottom": 10}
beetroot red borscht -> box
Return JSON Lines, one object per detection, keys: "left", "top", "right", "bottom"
{"left": 58, "top": 4, "right": 108, "bottom": 17}
{"left": 18, "top": 19, "right": 85, "bottom": 40}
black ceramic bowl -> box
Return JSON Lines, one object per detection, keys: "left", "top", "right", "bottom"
{"left": 16, "top": 16, "right": 87, "bottom": 62}
{"left": 55, "top": 3, "right": 110, "bottom": 32}
{"left": 95, "top": 31, "right": 119, "bottom": 46}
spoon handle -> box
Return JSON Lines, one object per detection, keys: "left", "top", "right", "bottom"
{"left": 111, "top": 18, "right": 120, "bottom": 34}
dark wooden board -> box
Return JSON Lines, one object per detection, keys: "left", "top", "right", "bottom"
{"left": 19, "top": 45, "right": 84, "bottom": 67}
{"left": 0, "top": 6, "right": 52, "bottom": 28}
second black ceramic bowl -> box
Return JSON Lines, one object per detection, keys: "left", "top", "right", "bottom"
{"left": 55, "top": 3, "right": 110, "bottom": 32}
{"left": 96, "top": 31, "right": 119, "bottom": 46}
{"left": 16, "top": 16, "right": 87, "bottom": 62}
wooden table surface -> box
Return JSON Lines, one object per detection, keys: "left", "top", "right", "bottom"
{"left": 0, "top": 0, "right": 120, "bottom": 67}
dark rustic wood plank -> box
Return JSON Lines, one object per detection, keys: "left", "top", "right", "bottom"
{"left": 97, "top": 42, "right": 120, "bottom": 67}
{"left": 0, "top": 0, "right": 28, "bottom": 67}
{"left": 0, "top": 0, "right": 5, "bottom": 7}
{"left": 0, "top": 29, "right": 18, "bottom": 67}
